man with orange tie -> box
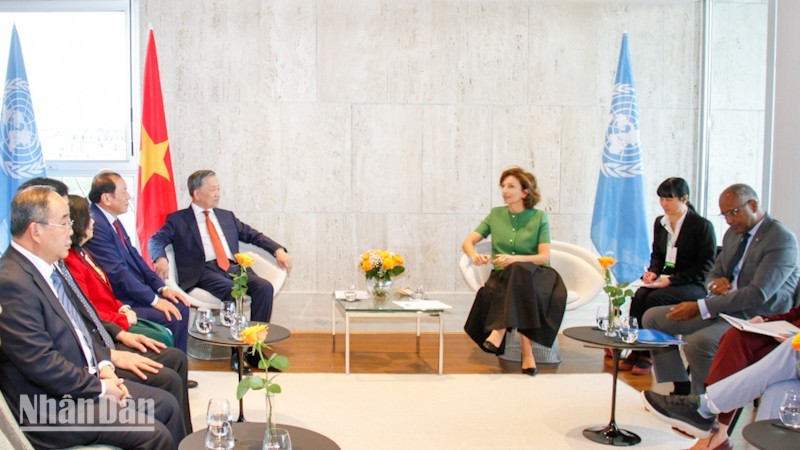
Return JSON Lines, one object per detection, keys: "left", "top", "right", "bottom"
{"left": 148, "top": 170, "right": 291, "bottom": 344}
{"left": 85, "top": 171, "right": 191, "bottom": 353}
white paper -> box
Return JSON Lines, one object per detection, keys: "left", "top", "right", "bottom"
{"left": 334, "top": 290, "right": 370, "bottom": 301}
{"left": 719, "top": 313, "right": 800, "bottom": 338}
{"left": 392, "top": 300, "right": 452, "bottom": 310}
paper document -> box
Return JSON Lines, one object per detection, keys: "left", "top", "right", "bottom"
{"left": 392, "top": 300, "right": 452, "bottom": 310}
{"left": 334, "top": 290, "right": 370, "bottom": 301}
{"left": 719, "top": 313, "right": 800, "bottom": 338}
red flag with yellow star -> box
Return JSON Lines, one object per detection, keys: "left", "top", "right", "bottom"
{"left": 137, "top": 29, "right": 177, "bottom": 266}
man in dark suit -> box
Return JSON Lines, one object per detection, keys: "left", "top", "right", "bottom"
{"left": 149, "top": 169, "right": 292, "bottom": 324}
{"left": 643, "top": 183, "right": 799, "bottom": 395}
{"left": 0, "top": 187, "right": 184, "bottom": 448}
{"left": 84, "top": 172, "right": 191, "bottom": 352}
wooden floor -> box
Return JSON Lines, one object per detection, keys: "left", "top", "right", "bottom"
{"left": 189, "top": 331, "right": 657, "bottom": 392}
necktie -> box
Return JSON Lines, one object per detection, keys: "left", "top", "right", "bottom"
{"left": 50, "top": 269, "right": 97, "bottom": 367}
{"left": 56, "top": 262, "right": 116, "bottom": 349}
{"left": 728, "top": 232, "right": 751, "bottom": 282}
{"left": 113, "top": 219, "right": 127, "bottom": 247}
{"left": 204, "top": 210, "right": 230, "bottom": 271}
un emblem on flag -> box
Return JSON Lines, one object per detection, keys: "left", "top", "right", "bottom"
{"left": 601, "top": 83, "right": 642, "bottom": 179}
{"left": 1, "top": 78, "right": 46, "bottom": 179}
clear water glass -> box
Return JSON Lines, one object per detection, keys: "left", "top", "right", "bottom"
{"left": 263, "top": 427, "right": 292, "bottom": 450}
{"left": 230, "top": 314, "right": 249, "bottom": 340}
{"left": 206, "top": 398, "right": 234, "bottom": 449}
{"left": 619, "top": 317, "right": 639, "bottom": 344}
{"left": 779, "top": 390, "right": 800, "bottom": 428}
{"left": 595, "top": 306, "right": 609, "bottom": 331}
{"left": 344, "top": 284, "right": 357, "bottom": 301}
{"left": 411, "top": 285, "right": 425, "bottom": 300}
{"left": 219, "top": 301, "right": 235, "bottom": 327}
{"left": 195, "top": 307, "right": 213, "bottom": 334}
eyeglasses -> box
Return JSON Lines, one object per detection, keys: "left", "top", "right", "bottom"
{"left": 719, "top": 202, "right": 750, "bottom": 219}
{"left": 37, "top": 220, "right": 74, "bottom": 231}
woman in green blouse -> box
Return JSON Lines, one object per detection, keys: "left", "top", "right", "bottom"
{"left": 462, "top": 167, "right": 567, "bottom": 376}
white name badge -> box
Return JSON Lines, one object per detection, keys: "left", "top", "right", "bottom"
{"left": 665, "top": 246, "right": 678, "bottom": 268}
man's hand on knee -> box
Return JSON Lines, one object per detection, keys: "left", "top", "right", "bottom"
{"left": 666, "top": 301, "right": 700, "bottom": 321}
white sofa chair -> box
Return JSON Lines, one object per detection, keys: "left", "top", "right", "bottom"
{"left": 459, "top": 239, "right": 605, "bottom": 363}
{"left": 163, "top": 242, "right": 288, "bottom": 359}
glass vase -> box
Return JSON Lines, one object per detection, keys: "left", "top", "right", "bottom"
{"left": 265, "top": 391, "right": 276, "bottom": 433}
{"left": 367, "top": 278, "right": 392, "bottom": 300}
{"left": 606, "top": 302, "right": 621, "bottom": 337}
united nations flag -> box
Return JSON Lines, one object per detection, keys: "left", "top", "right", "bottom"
{"left": 590, "top": 33, "right": 649, "bottom": 283}
{"left": 0, "top": 25, "right": 46, "bottom": 251}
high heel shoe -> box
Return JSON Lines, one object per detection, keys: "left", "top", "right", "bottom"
{"left": 482, "top": 340, "right": 500, "bottom": 354}
{"left": 521, "top": 367, "right": 538, "bottom": 376}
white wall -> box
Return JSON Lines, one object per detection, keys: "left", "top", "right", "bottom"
{"left": 139, "top": 0, "right": 767, "bottom": 331}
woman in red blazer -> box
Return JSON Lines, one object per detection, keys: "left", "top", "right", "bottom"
{"left": 64, "top": 195, "right": 173, "bottom": 346}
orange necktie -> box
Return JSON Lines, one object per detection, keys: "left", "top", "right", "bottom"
{"left": 204, "top": 210, "right": 230, "bottom": 271}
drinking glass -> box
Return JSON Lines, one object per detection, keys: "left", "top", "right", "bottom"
{"left": 206, "top": 398, "right": 234, "bottom": 449}
{"left": 411, "top": 285, "right": 425, "bottom": 300}
{"left": 779, "top": 390, "right": 800, "bottom": 428}
{"left": 219, "top": 301, "right": 235, "bottom": 327}
{"left": 230, "top": 314, "right": 249, "bottom": 340}
{"left": 344, "top": 284, "right": 357, "bottom": 301}
{"left": 195, "top": 307, "right": 213, "bottom": 334}
{"left": 263, "top": 427, "right": 292, "bottom": 450}
{"left": 595, "top": 306, "right": 609, "bottom": 331}
{"left": 619, "top": 317, "right": 639, "bottom": 344}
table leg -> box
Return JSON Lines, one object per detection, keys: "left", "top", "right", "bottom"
{"left": 331, "top": 299, "right": 336, "bottom": 352}
{"left": 582, "top": 348, "right": 640, "bottom": 445}
{"left": 416, "top": 315, "right": 421, "bottom": 354}
{"left": 236, "top": 346, "right": 246, "bottom": 423}
{"left": 438, "top": 313, "right": 444, "bottom": 375}
{"left": 345, "top": 313, "right": 350, "bottom": 375}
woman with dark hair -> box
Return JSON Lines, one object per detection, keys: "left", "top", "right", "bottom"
{"left": 63, "top": 195, "right": 174, "bottom": 346}
{"left": 620, "top": 177, "right": 716, "bottom": 375}
{"left": 462, "top": 167, "right": 567, "bottom": 376}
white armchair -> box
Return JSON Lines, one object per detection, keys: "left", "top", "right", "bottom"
{"left": 459, "top": 239, "right": 605, "bottom": 363}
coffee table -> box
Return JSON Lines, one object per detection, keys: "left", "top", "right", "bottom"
{"left": 742, "top": 419, "right": 800, "bottom": 449}
{"left": 563, "top": 326, "right": 676, "bottom": 446}
{"left": 189, "top": 321, "right": 290, "bottom": 422}
{"left": 179, "top": 422, "right": 340, "bottom": 450}
{"left": 331, "top": 295, "right": 447, "bottom": 375}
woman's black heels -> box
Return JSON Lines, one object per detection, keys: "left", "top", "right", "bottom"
{"left": 482, "top": 340, "right": 501, "bottom": 354}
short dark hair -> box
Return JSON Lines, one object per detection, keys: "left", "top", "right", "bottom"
{"left": 88, "top": 171, "right": 121, "bottom": 204}
{"left": 68, "top": 195, "right": 91, "bottom": 247}
{"left": 500, "top": 167, "right": 541, "bottom": 209}
{"left": 17, "top": 177, "right": 69, "bottom": 197}
{"left": 657, "top": 177, "right": 695, "bottom": 211}
{"left": 10, "top": 186, "right": 55, "bottom": 237}
{"left": 188, "top": 170, "right": 216, "bottom": 197}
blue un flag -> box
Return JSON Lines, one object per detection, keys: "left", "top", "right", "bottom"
{"left": 0, "top": 25, "right": 46, "bottom": 252}
{"left": 590, "top": 33, "right": 649, "bottom": 283}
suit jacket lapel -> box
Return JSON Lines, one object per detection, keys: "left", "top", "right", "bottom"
{"left": 184, "top": 206, "right": 204, "bottom": 248}
{"left": 215, "top": 209, "right": 240, "bottom": 254}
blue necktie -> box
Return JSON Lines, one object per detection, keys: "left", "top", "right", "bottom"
{"left": 56, "top": 261, "right": 116, "bottom": 348}
{"left": 50, "top": 269, "right": 97, "bottom": 368}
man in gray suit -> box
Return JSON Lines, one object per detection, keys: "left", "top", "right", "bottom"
{"left": 642, "top": 184, "right": 799, "bottom": 395}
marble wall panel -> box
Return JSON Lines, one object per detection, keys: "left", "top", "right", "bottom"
{"left": 317, "top": 0, "right": 389, "bottom": 103}
{"left": 548, "top": 213, "right": 594, "bottom": 252}
{"left": 352, "top": 105, "right": 423, "bottom": 213}
{"left": 421, "top": 106, "right": 492, "bottom": 213}
{"left": 271, "top": 213, "right": 317, "bottom": 292}
{"left": 529, "top": 3, "right": 599, "bottom": 106}
{"left": 660, "top": 3, "right": 700, "bottom": 109}
{"left": 492, "top": 106, "right": 563, "bottom": 212}
{"left": 280, "top": 104, "right": 351, "bottom": 212}
{"left": 316, "top": 213, "right": 362, "bottom": 292}
{"left": 558, "top": 106, "right": 606, "bottom": 214}
{"left": 707, "top": 110, "right": 764, "bottom": 203}
{"left": 710, "top": 2, "right": 768, "bottom": 110}
{"left": 387, "top": 214, "right": 459, "bottom": 293}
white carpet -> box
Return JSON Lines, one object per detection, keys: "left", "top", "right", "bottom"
{"left": 188, "top": 371, "right": 692, "bottom": 449}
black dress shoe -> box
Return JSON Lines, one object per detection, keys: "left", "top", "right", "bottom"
{"left": 521, "top": 367, "right": 538, "bottom": 377}
{"left": 482, "top": 340, "right": 500, "bottom": 354}
{"left": 230, "top": 352, "right": 252, "bottom": 374}
{"left": 187, "top": 380, "right": 198, "bottom": 389}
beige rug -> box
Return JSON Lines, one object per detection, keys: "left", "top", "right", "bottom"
{"left": 188, "top": 371, "right": 692, "bottom": 449}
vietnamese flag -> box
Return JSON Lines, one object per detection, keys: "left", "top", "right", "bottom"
{"left": 137, "top": 29, "right": 177, "bottom": 266}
